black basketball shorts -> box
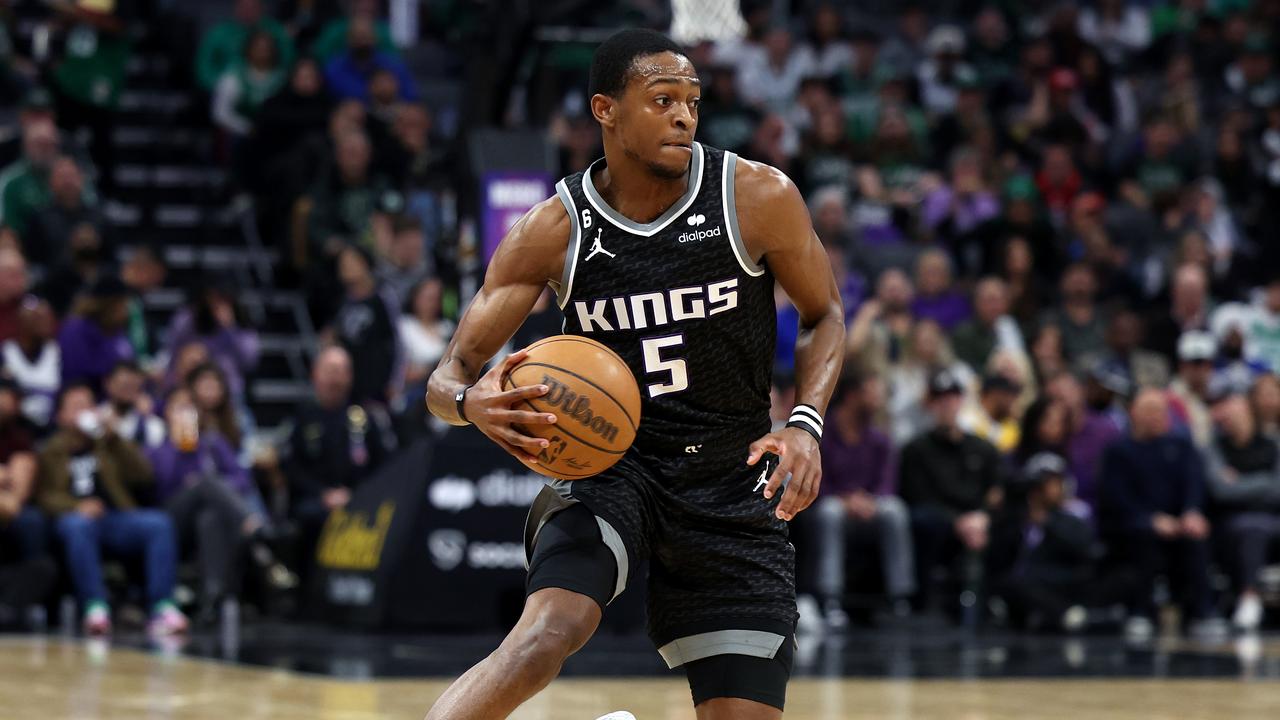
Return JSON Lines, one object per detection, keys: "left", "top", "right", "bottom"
{"left": 523, "top": 445, "right": 798, "bottom": 710}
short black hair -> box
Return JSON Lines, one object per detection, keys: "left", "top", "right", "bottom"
{"left": 589, "top": 29, "right": 687, "bottom": 98}
{"left": 107, "top": 360, "right": 143, "bottom": 379}
{"left": 56, "top": 381, "right": 95, "bottom": 413}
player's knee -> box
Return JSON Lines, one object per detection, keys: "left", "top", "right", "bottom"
{"left": 877, "top": 495, "right": 908, "bottom": 526}
{"left": 504, "top": 597, "right": 598, "bottom": 673}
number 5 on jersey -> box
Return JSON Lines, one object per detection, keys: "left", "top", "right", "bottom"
{"left": 642, "top": 334, "right": 687, "bottom": 398}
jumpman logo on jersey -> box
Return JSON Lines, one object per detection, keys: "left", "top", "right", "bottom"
{"left": 584, "top": 228, "right": 616, "bottom": 262}
{"left": 753, "top": 466, "right": 769, "bottom": 494}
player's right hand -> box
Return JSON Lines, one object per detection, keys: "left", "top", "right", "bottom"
{"left": 465, "top": 349, "right": 557, "bottom": 464}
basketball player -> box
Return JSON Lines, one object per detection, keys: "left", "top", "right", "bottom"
{"left": 423, "top": 30, "right": 845, "bottom": 720}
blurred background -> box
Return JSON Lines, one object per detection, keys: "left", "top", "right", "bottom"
{"left": 3, "top": 0, "right": 1280, "bottom": 712}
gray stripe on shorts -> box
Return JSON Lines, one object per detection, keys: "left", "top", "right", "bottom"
{"left": 656, "top": 629, "right": 786, "bottom": 669}
{"left": 594, "top": 516, "right": 628, "bottom": 602}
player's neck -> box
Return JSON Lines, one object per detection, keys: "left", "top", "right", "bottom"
{"left": 594, "top": 148, "right": 688, "bottom": 225}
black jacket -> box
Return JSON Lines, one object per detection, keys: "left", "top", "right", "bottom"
{"left": 899, "top": 427, "right": 1003, "bottom": 517}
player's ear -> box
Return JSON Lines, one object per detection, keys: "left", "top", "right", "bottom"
{"left": 590, "top": 93, "right": 616, "bottom": 128}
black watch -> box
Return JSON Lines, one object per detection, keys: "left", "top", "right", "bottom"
{"left": 454, "top": 384, "right": 473, "bottom": 425}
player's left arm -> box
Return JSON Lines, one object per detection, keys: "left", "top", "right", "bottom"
{"left": 737, "top": 159, "right": 846, "bottom": 521}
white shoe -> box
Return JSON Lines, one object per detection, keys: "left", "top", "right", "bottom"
{"left": 1233, "top": 594, "right": 1263, "bottom": 631}
{"left": 1124, "top": 616, "right": 1154, "bottom": 642}
{"left": 594, "top": 713, "right": 637, "bottom": 720}
{"left": 796, "top": 594, "right": 823, "bottom": 636}
{"left": 823, "top": 599, "right": 850, "bottom": 631}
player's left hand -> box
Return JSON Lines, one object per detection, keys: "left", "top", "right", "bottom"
{"left": 747, "top": 427, "right": 821, "bottom": 522}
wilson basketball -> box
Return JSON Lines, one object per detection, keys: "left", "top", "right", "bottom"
{"left": 503, "top": 335, "right": 641, "bottom": 479}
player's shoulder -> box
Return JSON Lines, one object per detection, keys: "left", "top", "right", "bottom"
{"left": 520, "top": 194, "right": 573, "bottom": 245}
{"left": 731, "top": 156, "right": 803, "bottom": 209}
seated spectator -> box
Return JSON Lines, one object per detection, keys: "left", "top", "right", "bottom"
{"left": 846, "top": 268, "right": 914, "bottom": 379}
{"left": 57, "top": 275, "right": 134, "bottom": 393}
{"left": 159, "top": 341, "right": 210, "bottom": 406}
{"left": 917, "top": 25, "right": 976, "bottom": 117}
{"left": 148, "top": 387, "right": 288, "bottom": 621}
{"left": 1205, "top": 392, "right": 1280, "bottom": 632}
{"left": 887, "top": 319, "right": 974, "bottom": 446}
{"left": 196, "top": 0, "right": 295, "bottom": 92}
{"left": 1252, "top": 373, "right": 1280, "bottom": 440}
{"left": 1099, "top": 388, "right": 1218, "bottom": 638}
{"left": 37, "top": 220, "right": 110, "bottom": 316}
{"left": 1039, "top": 264, "right": 1108, "bottom": 366}
{"left": 306, "top": 129, "right": 397, "bottom": 265}
{"left": 0, "top": 120, "right": 58, "bottom": 236}
{"left": 120, "top": 245, "right": 168, "bottom": 367}
{"left": 283, "top": 346, "right": 396, "bottom": 558}
{"left": 394, "top": 103, "right": 453, "bottom": 244}
{"left": 310, "top": 0, "right": 397, "bottom": 64}
{"left": 253, "top": 58, "right": 332, "bottom": 198}
{"left": 1168, "top": 330, "right": 1216, "bottom": 448}
{"left": 0, "top": 247, "right": 27, "bottom": 341}
{"left": 1043, "top": 371, "right": 1121, "bottom": 522}
{"left": 899, "top": 369, "right": 1004, "bottom": 610}
{"left": 0, "top": 378, "right": 42, "bottom": 563}
{"left": 398, "top": 277, "right": 453, "bottom": 400}
{"left": 1145, "top": 263, "right": 1212, "bottom": 365}
{"left": 25, "top": 157, "right": 99, "bottom": 271}
{"left": 101, "top": 361, "right": 165, "bottom": 450}
{"left": 1232, "top": 273, "right": 1280, "bottom": 373}
{"left": 334, "top": 245, "right": 399, "bottom": 404}
{"left": 960, "top": 374, "right": 1022, "bottom": 455}
{"left": 951, "top": 277, "right": 1024, "bottom": 372}
{"left": 2, "top": 296, "right": 58, "bottom": 431}
{"left": 212, "top": 29, "right": 287, "bottom": 139}
{"left": 187, "top": 362, "right": 256, "bottom": 471}
{"left": 923, "top": 147, "right": 999, "bottom": 253}
{"left": 910, "top": 249, "right": 969, "bottom": 331}
{"left": 1084, "top": 309, "right": 1170, "bottom": 390}
{"left": 736, "top": 27, "right": 813, "bottom": 109}
{"left": 810, "top": 373, "right": 913, "bottom": 626}
{"left": 36, "top": 383, "right": 187, "bottom": 636}
{"left": 377, "top": 215, "right": 431, "bottom": 308}
{"left": 987, "top": 452, "right": 1134, "bottom": 632}
{"left": 163, "top": 283, "right": 259, "bottom": 402}
{"left": 323, "top": 17, "right": 418, "bottom": 104}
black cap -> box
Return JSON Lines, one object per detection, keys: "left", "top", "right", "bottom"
{"left": 981, "top": 373, "right": 1021, "bottom": 395}
{"left": 928, "top": 368, "right": 965, "bottom": 398}
{"left": 1020, "top": 452, "right": 1069, "bottom": 486}
{"left": 87, "top": 274, "right": 130, "bottom": 299}
{"left": 1087, "top": 361, "right": 1132, "bottom": 397}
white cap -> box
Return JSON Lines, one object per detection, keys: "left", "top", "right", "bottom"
{"left": 1177, "top": 330, "right": 1217, "bottom": 362}
{"left": 926, "top": 26, "right": 966, "bottom": 55}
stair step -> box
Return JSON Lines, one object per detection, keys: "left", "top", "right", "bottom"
{"left": 251, "top": 379, "right": 312, "bottom": 403}
{"left": 118, "top": 90, "right": 193, "bottom": 114}
{"left": 163, "top": 245, "right": 278, "bottom": 268}
{"left": 115, "top": 164, "right": 226, "bottom": 189}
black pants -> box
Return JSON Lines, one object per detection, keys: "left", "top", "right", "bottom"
{"left": 910, "top": 505, "right": 983, "bottom": 608}
{"left": 166, "top": 478, "right": 253, "bottom": 607}
{"left": 991, "top": 566, "right": 1141, "bottom": 630}
{"left": 1109, "top": 531, "right": 1212, "bottom": 620}
{"left": 0, "top": 557, "right": 56, "bottom": 627}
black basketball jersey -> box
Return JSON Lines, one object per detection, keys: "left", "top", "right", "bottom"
{"left": 552, "top": 143, "right": 776, "bottom": 452}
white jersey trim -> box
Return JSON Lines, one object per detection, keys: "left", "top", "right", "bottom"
{"left": 553, "top": 179, "right": 583, "bottom": 310}
{"left": 580, "top": 143, "right": 705, "bottom": 237}
{"left": 722, "top": 151, "right": 765, "bottom": 277}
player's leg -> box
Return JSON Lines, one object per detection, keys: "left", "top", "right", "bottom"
{"left": 696, "top": 699, "right": 783, "bottom": 720}
{"left": 424, "top": 587, "right": 601, "bottom": 720}
{"left": 425, "top": 498, "right": 627, "bottom": 720}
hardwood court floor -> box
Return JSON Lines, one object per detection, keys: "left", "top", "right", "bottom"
{"left": 3, "top": 636, "right": 1280, "bottom": 720}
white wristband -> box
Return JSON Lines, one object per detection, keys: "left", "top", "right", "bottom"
{"left": 787, "top": 405, "right": 823, "bottom": 438}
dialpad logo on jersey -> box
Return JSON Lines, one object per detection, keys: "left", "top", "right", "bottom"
{"left": 678, "top": 224, "right": 721, "bottom": 244}
{"left": 542, "top": 375, "right": 620, "bottom": 443}
{"left": 686, "top": 213, "right": 706, "bottom": 226}
{"left": 573, "top": 278, "right": 739, "bottom": 333}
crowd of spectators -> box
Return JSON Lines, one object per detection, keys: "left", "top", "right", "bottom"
{"left": 5, "top": 0, "right": 1280, "bottom": 641}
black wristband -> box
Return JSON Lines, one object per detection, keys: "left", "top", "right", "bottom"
{"left": 454, "top": 384, "right": 474, "bottom": 425}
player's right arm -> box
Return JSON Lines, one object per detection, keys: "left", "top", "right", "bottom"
{"left": 425, "top": 197, "right": 571, "bottom": 464}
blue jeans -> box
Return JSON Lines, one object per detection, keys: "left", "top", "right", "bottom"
{"left": 1, "top": 506, "right": 48, "bottom": 561}
{"left": 55, "top": 510, "right": 178, "bottom": 607}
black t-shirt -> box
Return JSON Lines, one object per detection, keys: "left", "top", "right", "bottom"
{"left": 336, "top": 288, "right": 398, "bottom": 403}
{"left": 1218, "top": 433, "right": 1278, "bottom": 475}
{"left": 68, "top": 447, "right": 110, "bottom": 507}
